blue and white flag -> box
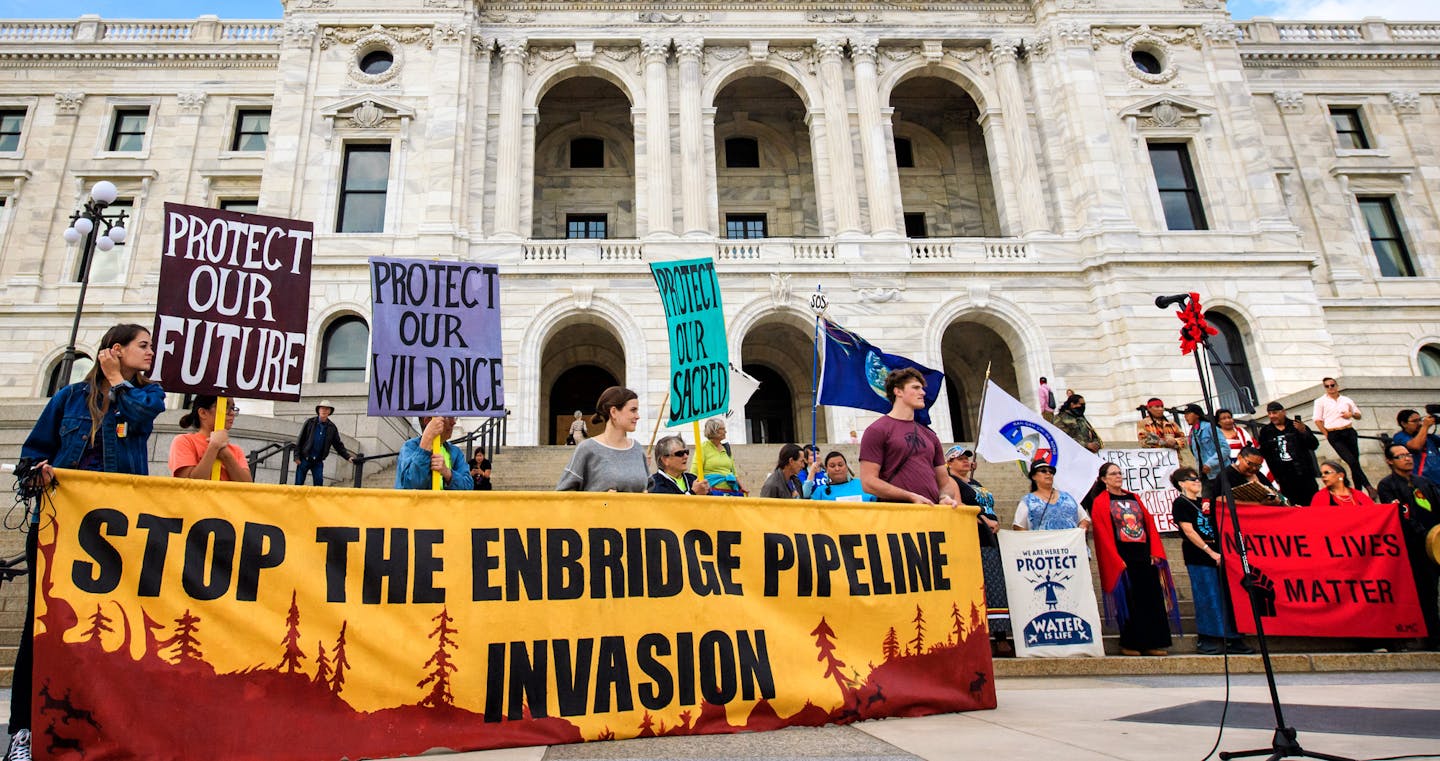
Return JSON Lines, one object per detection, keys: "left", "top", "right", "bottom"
{"left": 976, "top": 380, "right": 1102, "bottom": 499}
{"left": 999, "top": 529, "right": 1105, "bottom": 658}
{"left": 817, "top": 319, "right": 944, "bottom": 425}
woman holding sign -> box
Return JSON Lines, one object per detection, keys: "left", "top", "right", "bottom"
{"left": 1088, "top": 462, "right": 1180, "bottom": 656}
{"left": 557, "top": 386, "right": 648, "bottom": 492}
{"left": 169, "top": 395, "right": 252, "bottom": 482}
{"left": 13, "top": 323, "right": 165, "bottom": 761}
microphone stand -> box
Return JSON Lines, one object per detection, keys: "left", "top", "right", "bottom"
{"left": 1167, "top": 294, "right": 1352, "bottom": 761}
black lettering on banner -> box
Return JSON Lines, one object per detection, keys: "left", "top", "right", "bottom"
{"left": 812, "top": 535, "right": 841, "bottom": 597}
{"left": 716, "top": 531, "right": 743, "bottom": 595}
{"left": 589, "top": 528, "right": 624, "bottom": 599}
{"left": 73, "top": 508, "right": 128, "bottom": 594}
{"left": 839, "top": 535, "right": 870, "bottom": 596}
{"left": 929, "top": 531, "right": 951, "bottom": 591}
{"left": 484, "top": 642, "right": 506, "bottom": 722}
{"left": 363, "top": 527, "right": 409, "bottom": 604}
{"left": 866, "top": 534, "right": 894, "bottom": 595}
{"left": 554, "top": 638, "right": 595, "bottom": 717}
{"left": 645, "top": 529, "right": 683, "bottom": 598}
{"left": 316, "top": 526, "right": 361, "bottom": 603}
{"left": 675, "top": 631, "right": 696, "bottom": 707}
{"left": 737, "top": 630, "right": 776, "bottom": 701}
{"left": 763, "top": 533, "right": 794, "bottom": 597}
{"left": 236, "top": 522, "right": 286, "bottom": 602}
{"left": 413, "top": 529, "right": 446, "bottom": 604}
{"left": 471, "top": 528, "right": 501, "bottom": 602}
{"left": 505, "top": 528, "right": 543, "bottom": 602}
{"left": 682, "top": 530, "right": 721, "bottom": 596}
{"left": 182, "top": 518, "right": 236, "bottom": 601}
{"left": 137, "top": 514, "right": 184, "bottom": 598}
{"left": 508, "top": 640, "right": 548, "bottom": 720}
{"left": 636, "top": 633, "right": 674, "bottom": 710}
{"left": 594, "top": 635, "right": 634, "bottom": 713}
{"left": 698, "top": 631, "right": 737, "bottom": 705}
{"left": 547, "top": 529, "right": 585, "bottom": 600}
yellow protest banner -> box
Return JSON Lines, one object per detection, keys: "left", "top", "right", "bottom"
{"left": 33, "top": 470, "right": 994, "bottom": 760}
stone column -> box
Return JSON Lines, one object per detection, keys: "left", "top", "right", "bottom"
{"left": 676, "top": 36, "right": 709, "bottom": 237}
{"left": 493, "top": 37, "right": 527, "bottom": 238}
{"left": 848, "top": 37, "right": 897, "bottom": 236}
{"left": 990, "top": 37, "right": 1048, "bottom": 235}
{"left": 815, "top": 36, "right": 862, "bottom": 236}
{"left": 641, "top": 36, "right": 674, "bottom": 237}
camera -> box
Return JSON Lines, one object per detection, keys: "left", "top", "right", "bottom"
{"left": 1424, "top": 403, "right": 1440, "bottom": 417}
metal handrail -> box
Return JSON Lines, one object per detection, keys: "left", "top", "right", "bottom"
{"left": 247, "top": 442, "right": 296, "bottom": 484}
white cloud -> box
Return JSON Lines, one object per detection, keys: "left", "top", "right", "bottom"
{"left": 1267, "top": 0, "right": 1440, "bottom": 20}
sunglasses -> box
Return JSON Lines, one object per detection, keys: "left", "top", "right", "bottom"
{"left": 670, "top": 450, "right": 690, "bottom": 457}
{"left": 1179, "top": 476, "right": 1200, "bottom": 482}
{"left": 1323, "top": 383, "right": 1337, "bottom": 389}
{"left": 1033, "top": 468, "right": 1056, "bottom": 475}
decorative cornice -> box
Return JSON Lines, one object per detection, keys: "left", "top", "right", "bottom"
{"left": 1092, "top": 25, "right": 1200, "bottom": 51}
{"left": 0, "top": 52, "right": 278, "bottom": 69}
{"left": 1201, "top": 22, "right": 1242, "bottom": 46}
{"left": 637, "top": 11, "right": 709, "bottom": 24}
{"left": 1240, "top": 51, "right": 1440, "bottom": 68}
{"left": 478, "top": 11, "right": 536, "bottom": 23}
{"left": 319, "top": 24, "right": 433, "bottom": 51}
{"left": 1272, "top": 90, "right": 1305, "bottom": 113}
{"left": 808, "top": 11, "right": 879, "bottom": 24}
{"left": 282, "top": 20, "right": 317, "bottom": 47}
{"left": 54, "top": 91, "right": 84, "bottom": 114}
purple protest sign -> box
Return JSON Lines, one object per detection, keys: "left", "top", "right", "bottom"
{"left": 151, "top": 203, "right": 313, "bottom": 401}
{"left": 368, "top": 256, "right": 504, "bottom": 417}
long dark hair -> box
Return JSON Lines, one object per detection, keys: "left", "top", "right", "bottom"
{"left": 776, "top": 443, "right": 803, "bottom": 470}
{"left": 1081, "top": 462, "right": 1121, "bottom": 511}
{"left": 84, "top": 323, "right": 152, "bottom": 442}
{"left": 591, "top": 386, "right": 638, "bottom": 426}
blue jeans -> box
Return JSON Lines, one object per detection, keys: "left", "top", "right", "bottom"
{"left": 294, "top": 459, "right": 324, "bottom": 486}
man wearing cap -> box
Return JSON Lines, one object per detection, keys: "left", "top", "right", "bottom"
{"left": 294, "top": 401, "right": 356, "bottom": 486}
{"left": 1137, "top": 398, "right": 1185, "bottom": 452}
{"left": 1258, "top": 401, "right": 1320, "bottom": 505}
{"left": 1377, "top": 444, "right": 1440, "bottom": 651}
{"left": 1184, "top": 404, "right": 1230, "bottom": 496}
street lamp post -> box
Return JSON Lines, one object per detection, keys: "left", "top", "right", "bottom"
{"left": 58, "top": 180, "right": 128, "bottom": 388}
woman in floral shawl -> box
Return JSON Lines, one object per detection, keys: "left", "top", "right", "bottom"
{"left": 1084, "top": 462, "right": 1181, "bottom": 656}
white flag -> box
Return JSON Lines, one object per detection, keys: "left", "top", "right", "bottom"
{"left": 724, "top": 363, "right": 760, "bottom": 435}
{"left": 976, "top": 380, "right": 1103, "bottom": 499}
{"left": 999, "top": 529, "right": 1106, "bottom": 658}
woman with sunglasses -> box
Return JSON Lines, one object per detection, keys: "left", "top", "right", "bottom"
{"left": 1012, "top": 461, "right": 1091, "bottom": 531}
{"left": 1310, "top": 460, "right": 1376, "bottom": 507}
{"left": 169, "top": 395, "right": 253, "bottom": 482}
{"left": 648, "top": 435, "right": 710, "bottom": 495}
{"left": 1171, "top": 466, "right": 1252, "bottom": 655}
{"left": 1087, "top": 462, "right": 1179, "bottom": 657}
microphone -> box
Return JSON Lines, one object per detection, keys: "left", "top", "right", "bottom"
{"left": 1154, "top": 293, "right": 1190, "bottom": 310}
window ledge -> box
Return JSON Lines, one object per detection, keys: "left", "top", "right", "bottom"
{"left": 1335, "top": 148, "right": 1389, "bottom": 159}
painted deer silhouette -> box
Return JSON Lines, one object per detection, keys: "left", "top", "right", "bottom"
{"left": 38, "top": 682, "right": 101, "bottom": 729}
{"left": 44, "top": 723, "right": 84, "bottom": 759}
{"left": 968, "top": 671, "right": 988, "bottom": 695}
{"left": 865, "top": 684, "right": 886, "bottom": 708}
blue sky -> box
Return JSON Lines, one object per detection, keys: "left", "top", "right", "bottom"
{"left": 1, "top": 0, "right": 1437, "bottom": 22}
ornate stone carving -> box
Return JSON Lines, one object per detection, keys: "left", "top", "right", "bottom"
{"left": 526, "top": 46, "right": 572, "bottom": 75}
{"left": 774, "top": 47, "right": 815, "bottom": 73}
{"left": 1059, "top": 0, "right": 1094, "bottom": 7}
{"left": 1026, "top": 36, "right": 1051, "bottom": 62}
{"left": 571, "top": 285, "right": 593, "bottom": 311}
{"left": 638, "top": 11, "right": 709, "bottom": 24}
{"left": 641, "top": 36, "right": 671, "bottom": 63}
{"left": 54, "top": 91, "right": 84, "bottom": 114}
{"left": 1272, "top": 90, "right": 1305, "bottom": 114}
{"left": 849, "top": 37, "right": 878, "bottom": 62}
{"left": 1184, "top": 0, "right": 1223, "bottom": 8}
{"left": 1124, "top": 97, "right": 1208, "bottom": 134}
{"left": 989, "top": 37, "right": 1022, "bottom": 65}
{"left": 290, "top": 0, "right": 332, "bottom": 8}
{"left": 1201, "top": 22, "right": 1242, "bottom": 45}
{"left": 922, "top": 40, "right": 944, "bottom": 65}
{"left": 478, "top": 11, "right": 536, "bottom": 24}
{"left": 1093, "top": 25, "right": 1199, "bottom": 50}
{"left": 433, "top": 23, "right": 466, "bottom": 45}
{"left": 598, "top": 45, "right": 641, "bottom": 73}
{"left": 769, "top": 273, "right": 792, "bottom": 307}
{"left": 1389, "top": 91, "right": 1421, "bottom": 115}
{"left": 1093, "top": 26, "right": 1194, "bottom": 85}
{"left": 808, "top": 11, "right": 878, "bottom": 24}
{"left": 499, "top": 38, "right": 528, "bottom": 64}
{"left": 947, "top": 47, "right": 992, "bottom": 76}
{"left": 814, "top": 36, "right": 847, "bottom": 61}
{"left": 675, "top": 36, "right": 704, "bottom": 62}
{"left": 320, "top": 24, "right": 433, "bottom": 51}
{"left": 175, "top": 91, "right": 206, "bottom": 114}
{"left": 347, "top": 100, "right": 388, "bottom": 129}
{"left": 472, "top": 35, "right": 493, "bottom": 61}
{"left": 703, "top": 45, "right": 744, "bottom": 74}
{"left": 282, "top": 20, "right": 317, "bottom": 47}
{"left": 573, "top": 40, "right": 595, "bottom": 64}
{"left": 1053, "top": 22, "right": 1091, "bottom": 47}
{"left": 858, "top": 287, "right": 900, "bottom": 303}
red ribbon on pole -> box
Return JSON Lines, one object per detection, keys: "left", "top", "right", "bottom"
{"left": 1175, "top": 292, "right": 1217, "bottom": 355}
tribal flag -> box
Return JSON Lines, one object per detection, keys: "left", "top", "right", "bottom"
{"left": 976, "top": 380, "right": 1103, "bottom": 499}
{"left": 817, "top": 319, "right": 944, "bottom": 425}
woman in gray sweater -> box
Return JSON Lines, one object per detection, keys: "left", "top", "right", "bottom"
{"left": 557, "top": 386, "right": 649, "bottom": 492}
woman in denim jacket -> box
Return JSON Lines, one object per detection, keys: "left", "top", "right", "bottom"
{"left": 8, "top": 323, "right": 164, "bottom": 761}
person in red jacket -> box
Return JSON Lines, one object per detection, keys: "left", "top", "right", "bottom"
{"left": 1086, "top": 462, "right": 1181, "bottom": 656}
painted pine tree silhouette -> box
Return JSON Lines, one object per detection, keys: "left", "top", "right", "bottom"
{"left": 81, "top": 603, "right": 114, "bottom": 644}
{"left": 418, "top": 607, "right": 458, "bottom": 708}
{"left": 881, "top": 627, "right": 900, "bottom": 661}
{"left": 279, "top": 591, "right": 306, "bottom": 674}
{"left": 950, "top": 602, "right": 965, "bottom": 645}
{"left": 637, "top": 712, "right": 655, "bottom": 737}
{"left": 910, "top": 605, "right": 926, "bottom": 654}
{"left": 810, "top": 617, "right": 853, "bottom": 703}
{"left": 314, "top": 639, "right": 331, "bottom": 687}
{"left": 969, "top": 601, "right": 986, "bottom": 640}
{"left": 330, "top": 620, "right": 351, "bottom": 696}
{"left": 165, "top": 609, "right": 204, "bottom": 665}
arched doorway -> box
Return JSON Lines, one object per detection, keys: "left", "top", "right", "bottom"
{"left": 1205, "top": 311, "right": 1258, "bottom": 414}
{"left": 940, "top": 320, "right": 1019, "bottom": 441}
{"left": 743, "top": 364, "right": 793, "bottom": 444}
{"left": 548, "top": 365, "right": 618, "bottom": 444}
{"left": 740, "top": 316, "right": 825, "bottom": 443}
{"left": 713, "top": 77, "right": 821, "bottom": 237}
{"left": 540, "top": 317, "right": 626, "bottom": 445}
{"left": 533, "top": 77, "right": 636, "bottom": 239}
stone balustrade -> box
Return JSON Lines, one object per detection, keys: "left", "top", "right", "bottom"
{"left": 0, "top": 16, "right": 280, "bottom": 44}
{"left": 1237, "top": 19, "right": 1440, "bottom": 44}
{"left": 520, "top": 237, "right": 1028, "bottom": 266}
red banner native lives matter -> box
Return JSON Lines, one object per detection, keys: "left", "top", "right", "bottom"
{"left": 151, "top": 203, "right": 313, "bottom": 401}
{"left": 1221, "top": 503, "right": 1426, "bottom": 639}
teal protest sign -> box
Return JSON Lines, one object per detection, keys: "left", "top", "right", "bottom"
{"left": 650, "top": 257, "right": 728, "bottom": 425}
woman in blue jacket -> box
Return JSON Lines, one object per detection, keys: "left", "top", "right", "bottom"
{"left": 9, "top": 323, "right": 164, "bottom": 761}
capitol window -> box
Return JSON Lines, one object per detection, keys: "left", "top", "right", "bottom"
{"left": 894, "top": 138, "right": 915, "bottom": 169}
{"left": 336, "top": 144, "right": 390, "bottom": 233}
{"left": 1147, "top": 142, "right": 1208, "bottom": 231}
{"left": 0, "top": 108, "right": 24, "bottom": 152}
{"left": 319, "top": 316, "right": 369, "bottom": 383}
{"left": 724, "top": 137, "right": 760, "bottom": 169}
{"left": 231, "top": 109, "right": 271, "bottom": 152}
{"left": 569, "top": 137, "right": 604, "bottom": 169}
{"left": 1358, "top": 197, "right": 1416, "bottom": 277}
{"left": 1328, "top": 107, "right": 1370, "bottom": 151}
{"left": 107, "top": 108, "right": 150, "bottom": 152}
{"left": 1418, "top": 346, "right": 1440, "bottom": 377}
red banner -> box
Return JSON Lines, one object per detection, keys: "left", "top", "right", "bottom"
{"left": 1221, "top": 503, "right": 1426, "bottom": 639}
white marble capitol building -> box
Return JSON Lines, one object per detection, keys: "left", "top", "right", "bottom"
{"left": 1, "top": 0, "right": 1438, "bottom": 449}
